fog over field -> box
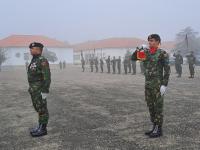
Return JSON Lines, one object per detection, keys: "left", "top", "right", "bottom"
{"left": 0, "top": 0, "right": 200, "bottom": 43}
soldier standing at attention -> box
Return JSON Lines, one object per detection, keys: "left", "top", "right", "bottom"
{"left": 140, "top": 61, "right": 145, "bottom": 74}
{"left": 106, "top": 56, "right": 111, "bottom": 73}
{"left": 111, "top": 56, "right": 116, "bottom": 74}
{"left": 59, "top": 61, "right": 62, "bottom": 70}
{"left": 117, "top": 56, "right": 121, "bottom": 74}
{"left": 27, "top": 42, "right": 51, "bottom": 137}
{"left": 123, "top": 56, "right": 128, "bottom": 74}
{"left": 63, "top": 61, "right": 66, "bottom": 69}
{"left": 95, "top": 57, "right": 99, "bottom": 72}
{"left": 90, "top": 58, "right": 94, "bottom": 72}
{"left": 173, "top": 51, "right": 183, "bottom": 78}
{"left": 100, "top": 58, "right": 104, "bottom": 73}
{"left": 132, "top": 34, "right": 170, "bottom": 138}
{"left": 131, "top": 58, "right": 136, "bottom": 75}
{"left": 128, "top": 56, "right": 132, "bottom": 73}
{"left": 81, "top": 58, "right": 85, "bottom": 72}
{"left": 186, "top": 51, "right": 196, "bottom": 78}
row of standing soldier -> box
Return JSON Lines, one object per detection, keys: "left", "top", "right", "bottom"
{"left": 173, "top": 50, "right": 196, "bottom": 78}
{"left": 82, "top": 50, "right": 196, "bottom": 78}
{"left": 81, "top": 56, "right": 144, "bottom": 74}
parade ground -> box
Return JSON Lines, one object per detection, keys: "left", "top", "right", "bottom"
{"left": 0, "top": 64, "right": 200, "bottom": 150}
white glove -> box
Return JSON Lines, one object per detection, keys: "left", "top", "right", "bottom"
{"left": 193, "top": 64, "right": 195, "bottom": 68}
{"left": 160, "top": 85, "right": 167, "bottom": 96}
{"left": 41, "top": 93, "right": 48, "bottom": 99}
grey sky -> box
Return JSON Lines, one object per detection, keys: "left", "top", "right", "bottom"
{"left": 0, "top": 0, "right": 199, "bottom": 43}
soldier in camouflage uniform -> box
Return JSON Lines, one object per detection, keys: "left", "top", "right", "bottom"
{"left": 132, "top": 34, "right": 170, "bottom": 138}
{"left": 90, "top": 58, "right": 94, "bottom": 72}
{"left": 173, "top": 51, "right": 183, "bottom": 78}
{"left": 81, "top": 58, "right": 85, "bottom": 72}
{"left": 128, "top": 56, "right": 132, "bottom": 73}
{"left": 27, "top": 42, "right": 51, "bottom": 137}
{"left": 131, "top": 59, "right": 136, "bottom": 75}
{"left": 186, "top": 51, "right": 196, "bottom": 78}
{"left": 100, "top": 58, "right": 104, "bottom": 73}
{"left": 95, "top": 57, "right": 99, "bottom": 72}
{"left": 106, "top": 56, "right": 111, "bottom": 73}
{"left": 123, "top": 56, "right": 128, "bottom": 74}
{"left": 111, "top": 56, "right": 116, "bottom": 74}
{"left": 117, "top": 56, "right": 121, "bottom": 74}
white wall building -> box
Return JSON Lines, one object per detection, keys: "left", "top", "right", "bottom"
{"left": 0, "top": 35, "right": 73, "bottom": 66}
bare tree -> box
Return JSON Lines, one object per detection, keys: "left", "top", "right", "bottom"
{"left": 175, "top": 27, "right": 200, "bottom": 56}
{"left": 0, "top": 48, "right": 6, "bottom": 72}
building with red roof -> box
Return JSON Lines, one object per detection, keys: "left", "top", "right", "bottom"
{"left": 0, "top": 35, "right": 73, "bottom": 66}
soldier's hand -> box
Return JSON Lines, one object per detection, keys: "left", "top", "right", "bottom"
{"left": 160, "top": 85, "right": 167, "bottom": 96}
{"left": 193, "top": 64, "right": 195, "bottom": 68}
{"left": 41, "top": 93, "right": 48, "bottom": 99}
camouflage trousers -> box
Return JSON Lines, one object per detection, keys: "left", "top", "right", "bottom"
{"left": 29, "top": 85, "right": 49, "bottom": 124}
{"left": 145, "top": 86, "right": 164, "bottom": 126}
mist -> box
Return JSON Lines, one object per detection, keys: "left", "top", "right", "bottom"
{"left": 0, "top": 0, "right": 200, "bottom": 43}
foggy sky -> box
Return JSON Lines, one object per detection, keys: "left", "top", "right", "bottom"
{"left": 0, "top": 0, "right": 200, "bottom": 43}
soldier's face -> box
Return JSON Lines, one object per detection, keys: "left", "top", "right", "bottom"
{"left": 148, "top": 39, "right": 160, "bottom": 48}
{"left": 30, "top": 47, "right": 42, "bottom": 55}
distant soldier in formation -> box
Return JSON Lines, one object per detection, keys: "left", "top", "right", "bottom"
{"left": 63, "top": 61, "right": 66, "bottom": 69}
{"left": 123, "top": 56, "right": 128, "bottom": 74}
{"left": 117, "top": 56, "right": 121, "bottom": 74}
{"left": 111, "top": 56, "right": 116, "bottom": 74}
{"left": 100, "top": 58, "right": 104, "bottom": 73}
{"left": 140, "top": 61, "right": 145, "bottom": 74}
{"left": 90, "top": 58, "right": 94, "bottom": 72}
{"left": 25, "top": 61, "right": 29, "bottom": 71}
{"left": 173, "top": 51, "right": 183, "bottom": 78}
{"left": 106, "top": 56, "right": 111, "bottom": 73}
{"left": 59, "top": 61, "right": 62, "bottom": 70}
{"left": 27, "top": 42, "right": 51, "bottom": 137}
{"left": 95, "top": 57, "right": 99, "bottom": 72}
{"left": 81, "top": 58, "right": 85, "bottom": 72}
{"left": 186, "top": 51, "right": 196, "bottom": 78}
{"left": 131, "top": 59, "right": 136, "bottom": 75}
{"left": 128, "top": 57, "right": 132, "bottom": 73}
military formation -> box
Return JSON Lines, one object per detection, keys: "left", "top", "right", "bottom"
{"left": 25, "top": 34, "right": 198, "bottom": 139}
{"left": 81, "top": 54, "right": 144, "bottom": 75}
{"left": 81, "top": 48, "right": 197, "bottom": 79}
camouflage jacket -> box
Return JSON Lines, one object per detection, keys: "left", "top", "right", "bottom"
{"left": 173, "top": 53, "right": 183, "bottom": 64}
{"left": 27, "top": 55, "right": 51, "bottom": 93}
{"left": 186, "top": 54, "right": 196, "bottom": 65}
{"left": 132, "top": 49, "right": 171, "bottom": 88}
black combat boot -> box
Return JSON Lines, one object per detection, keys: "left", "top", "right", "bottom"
{"left": 149, "top": 125, "right": 162, "bottom": 138}
{"left": 30, "top": 124, "right": 40, "bottom": 134}
{"left": 31, "top": 124, "right": 47, "bottom": 137}
{"left": 145, "top": 124, "right": 155, "bottom": 136}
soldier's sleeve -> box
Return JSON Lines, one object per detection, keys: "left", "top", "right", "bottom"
{"left": 161, "top": 51, "right": 171, "bottom": 86}
{"left": 41, "top": 58, "right": 51, "bottom": 93}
